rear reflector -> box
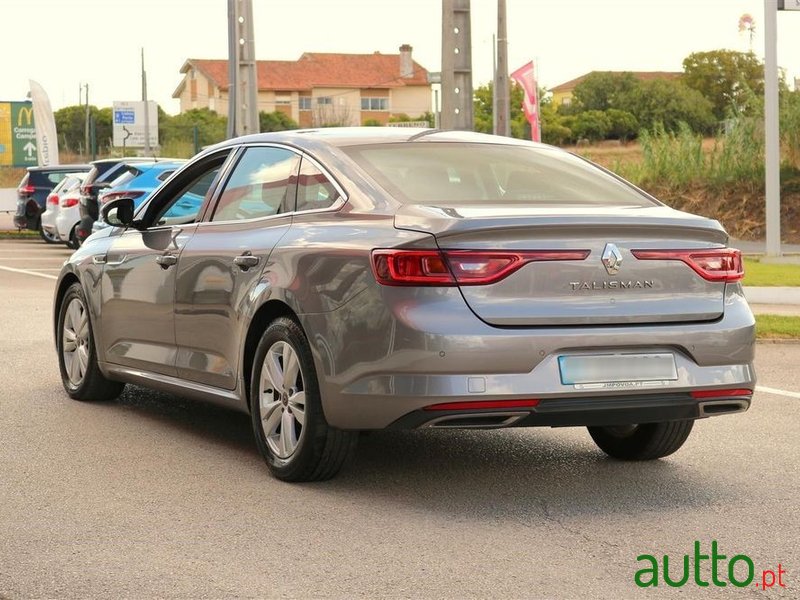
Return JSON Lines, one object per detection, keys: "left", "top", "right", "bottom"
{"left": 690, "top": 388, "right": 752, "bottom": 399}
{"left": 631, "top": 248, "right": 743, "bottom": 282}
{"left": 424, "top": 399, "right": 540, "bottom": 411}
{"left": 372, "top": 249, "right": 590, "bottom": 286}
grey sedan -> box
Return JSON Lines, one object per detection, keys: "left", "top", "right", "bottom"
{"left": 53, "top": 128, "right": 755, "bottom": 481}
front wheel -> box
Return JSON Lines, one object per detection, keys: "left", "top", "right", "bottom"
{"left": 588, "top": 421, "right": 694, "bottom": 460}
{"left": 66, "top": 224, "right": 80, "bottom": 250}
{"left": 250, "top": 317, "right": 357, "bottom": 482}
{"left": 57, "top": 282, "right": 124, "bottom": 401}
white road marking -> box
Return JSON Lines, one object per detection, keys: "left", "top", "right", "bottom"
{"left": 0, "top": 265, "right": 57, "bottom": 280}
{"left": 756, "top": 385, "right": 800, "bottom": 399}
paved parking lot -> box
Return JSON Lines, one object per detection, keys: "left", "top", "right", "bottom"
{"left": 0, "top": 238, "right": 798, "bottom": 598}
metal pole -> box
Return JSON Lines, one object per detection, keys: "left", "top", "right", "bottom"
{"left": 764, "top": 0, "right": 781, "bottom": 256}
{"left": 492, "top": 33, "right": 497, "bottom": 135}
{"left": 495, "top": 0, "right": 510, "bottom": 137}
{"left": 84, "top": 84, "right": 90, "bottom": 160}
{"left": 441, "top": 0, "right": 473, "bottom": 131}
{"left": 226, "top": 0, "right": 238, "bottom": 138}
{"left": 142, "top": 48, "right": 151, "bottom": 155}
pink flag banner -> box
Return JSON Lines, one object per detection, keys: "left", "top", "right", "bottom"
{"left": 510, "top": 61, "right": 541, "bottom": 142}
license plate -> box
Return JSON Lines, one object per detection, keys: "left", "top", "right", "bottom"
{"left": 558, "top": 353, "right": 678, "bottom": 387}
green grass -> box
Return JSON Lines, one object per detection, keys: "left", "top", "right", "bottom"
{"left": 755, "top": 314, "right": 800, "bottom": 339}
{"left": 743, "top": 258, "right": 800, "bottom": 286}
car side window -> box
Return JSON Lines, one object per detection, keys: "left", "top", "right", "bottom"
{"left": 296, "top": 158, "right": 340, "bottom": 212}
{"left": 210, "top": 147, "right": 300, "bottom": 222}
{"left": 149, "top": 155, "right": 229, "bottom": 227}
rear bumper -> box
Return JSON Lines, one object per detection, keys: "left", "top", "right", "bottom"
{"left": 388, "top": 391, "right": 751, "bottom": 429}
{"left": 303, "top": 284, "right": 756, "bottom": 430}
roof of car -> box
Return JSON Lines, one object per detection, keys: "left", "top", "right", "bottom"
{"left": 204, "top": 127, "right": 536, "bottom": 152}
{"left": 26, "top": 164, "right": 91, "bottom": 173}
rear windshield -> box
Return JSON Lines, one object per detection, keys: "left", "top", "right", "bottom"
{"left": 343, "top": 142, "right": 655, "bottom": 207}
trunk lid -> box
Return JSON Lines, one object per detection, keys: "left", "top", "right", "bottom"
{"left": 394, "top": 204, "right": 731, "bottom": 326}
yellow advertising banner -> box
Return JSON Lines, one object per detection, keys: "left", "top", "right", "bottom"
{"left": 0, "top": 102, "right": 12, "bottom": 166}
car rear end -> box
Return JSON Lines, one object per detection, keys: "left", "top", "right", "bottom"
{"left": 314, "top": 136, "right": 755, "bottom": 436}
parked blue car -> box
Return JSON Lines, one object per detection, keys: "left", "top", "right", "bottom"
{"left": 94, "top": 160, "right": 188, "bottom": 231}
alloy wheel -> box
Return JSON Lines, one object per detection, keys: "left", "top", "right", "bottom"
{"left": 259, "top": 341, "right": 307, "bottom": 459}
{"left": 62, "top": 298, "right": 90, "bottom": 387}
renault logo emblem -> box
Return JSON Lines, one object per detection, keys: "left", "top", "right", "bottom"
{"left": 602, "top": 243, "right": 623, "bottom": 275}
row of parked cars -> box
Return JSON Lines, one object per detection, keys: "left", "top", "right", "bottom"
{"left": 14, "top": 157, "right": 186, "bottom": 248}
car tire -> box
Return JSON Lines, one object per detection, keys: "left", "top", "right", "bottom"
{"left": 250, "top": 317, "right": 357, "bottom": 482}
{"left": 39, "top": 221, "right": 60, "bottom": 244}
{"left": 587, "top": 420, "right": 694, "bottom": 461}
{"left": 66, "top": 225, "right": 80, "bottom": 250}
{"left": 57, "top": 282, "right": 125, "bottom": 402}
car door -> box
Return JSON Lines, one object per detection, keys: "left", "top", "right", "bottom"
{"left": 174, "top": 145, "right": 301, "bottom": 390}
{"left": 99, "top": 151, "right": 233, "bottom": 377}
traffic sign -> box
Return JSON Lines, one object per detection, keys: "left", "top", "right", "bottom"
{"left": 112, "top": 101, "right": 158, "bottom": 148}
{"left": 0, "top": 101, "right": 37, "bottom": 167}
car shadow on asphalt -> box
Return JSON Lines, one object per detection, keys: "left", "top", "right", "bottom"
{"left": 101, "top": 384, "right": 735, "bottom": 521}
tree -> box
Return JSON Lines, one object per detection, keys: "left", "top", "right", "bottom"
{"left": 571, "top": 110, "right": 612, "bottom": 142}
{"left": 682, "top": 50, "right": 764, "bottom": 120}
{"left": 54, "top": 105, "right": 113, "bottom": 155}
{"left": 473, "top": 81, "right": 528, "bottom": 138}
{"left": 160, "top": 108, "right": 227, "bottom": 147}
{"left": 259, "top": 110, "right": 298, "bottom": 132}
{"left": 617, "top": 79, "right": 716, "bottom": 134}
{"left": 571, "top": 72, "right": 639, "bottom": 112}
{"left": 605, "top": 109, "right": 639, "bottom": 141}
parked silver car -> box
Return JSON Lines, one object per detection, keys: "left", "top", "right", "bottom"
{"left": 53, "top": 128, "right": 755, "bottom": 481}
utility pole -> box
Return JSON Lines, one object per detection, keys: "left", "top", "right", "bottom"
{"left": 227, "top": 0, "right": 260, "bottom": 138}
{"left": 764, "top": 0, "right": 780, "bottom": 256}
{"left": 441, "top": 0, "right": 473, "bottom": 131}
{"left": 83, "top": 83, "right": 89, "bottom": 159}
{"left": 495, "top": 0, "right": 510, "bottom": 137}
{"left": 142, "top": 48, "right": 151, "bottom": 155}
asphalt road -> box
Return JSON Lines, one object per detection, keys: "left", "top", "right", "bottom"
{"left": 0, "top": 239, "right": 798, "bottom": 599}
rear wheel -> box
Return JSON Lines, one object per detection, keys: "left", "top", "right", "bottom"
{"left": 66, "top": 224, "right": 80, "bottom": 250}
{"left": 57, "top": 282, "right": 124, "bottom": 401}
{"left": 250, "top": 317, "right": 357, "bottom": 481}
{"left": 588, "top": 421, "right": 694, "bottom": 460}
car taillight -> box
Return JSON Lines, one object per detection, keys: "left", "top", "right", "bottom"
{"left": 631, "top": 248, "right": 743, "bottom": 283}
{"left": 371, "top": 249, "right": 590, "bottom": 286}
{"left": 61, "top": 198, "right": 79, "bottom": 208}
{"left": 19, "top": 184, "right": 35, "bottom": 195}
{"left": 47, "top": 193, "right": 59, "bottom": 205}
{"left": 100, "top": 191, "right": 145, "bottom": 204}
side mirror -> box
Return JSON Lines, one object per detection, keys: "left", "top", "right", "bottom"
{"left": 101, "top": 197, "right": 135, "bottom": 228}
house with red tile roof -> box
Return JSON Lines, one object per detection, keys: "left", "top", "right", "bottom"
{"left": 172, "top": 45, "right": 432, "bottom": 127}
{"left": 550, "top": 71, "right": 682, "bottom": 108}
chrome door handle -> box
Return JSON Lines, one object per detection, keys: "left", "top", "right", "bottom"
{"left": 233, "top": 252, "right": 260, "bottom": 271}
{"left": 156, "top": 253, "right": 178, "bottom": 269}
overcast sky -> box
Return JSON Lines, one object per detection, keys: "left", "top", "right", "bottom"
{"left": 2, "top": 0, "right": 799, "bottom": 114}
